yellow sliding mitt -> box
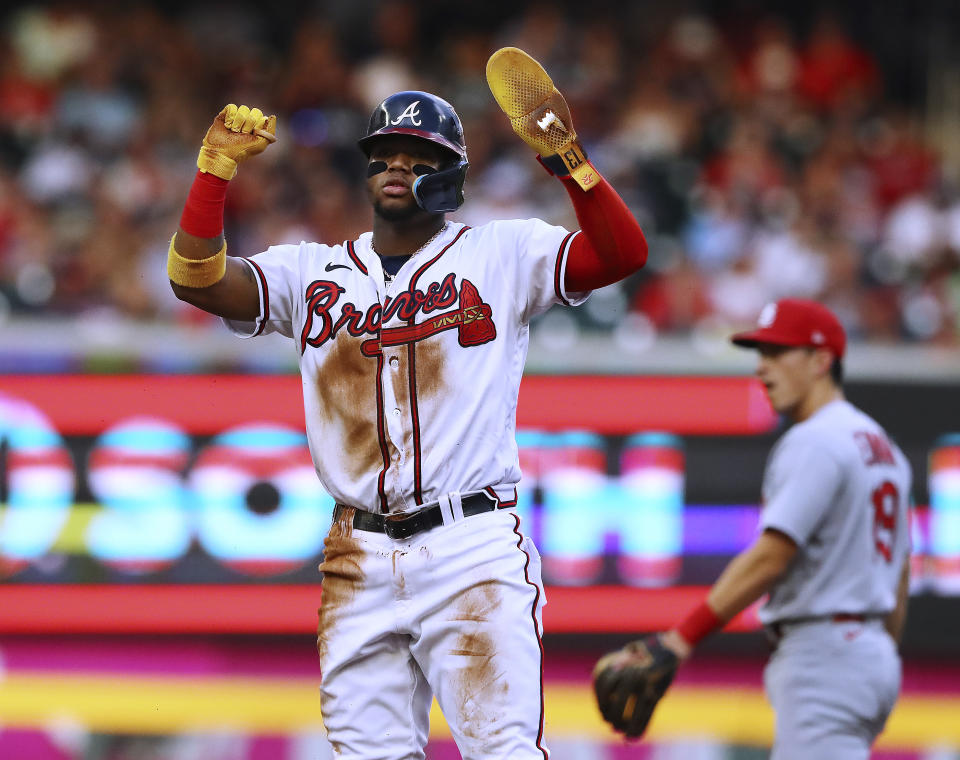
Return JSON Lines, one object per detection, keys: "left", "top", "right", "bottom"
{"left": 486, "top": 47, "right": 598, "bottom": 191}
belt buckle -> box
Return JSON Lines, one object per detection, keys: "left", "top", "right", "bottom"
{"left": 384, "top": 519, "right": 413, "bottom": 540}
{"left": 383, "top": 510, "right": 430, "bottom": 540}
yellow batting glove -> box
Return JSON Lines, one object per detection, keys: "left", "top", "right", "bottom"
{"left": 197, "top": 104, "right": 278, "bottom": 180}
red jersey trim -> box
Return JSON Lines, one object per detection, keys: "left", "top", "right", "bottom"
{"left": 407, "top": 341, "right": 423, "bottom": 505}
{"left": 405, "top": 225, "right": 470, "bottom": 505}
{"left": 486, "top": 485, "right": 518, "bottom": 507}
{"left": 408, "top": 225, "right": 470, "bottom": 291}
{"left": 553, "top": 231, "right": 578, "bottom": 306}
{"left": 244, "top": 258, "right": 270, "bottom": 337}
{"left": 346, "top": 240, "right": 368, "bottom": 275}
{"left": 511, "top": 513, "right": 548, "bottom": 758}
{"left": 374, "top": 352, "right": 390, "bottom": 512}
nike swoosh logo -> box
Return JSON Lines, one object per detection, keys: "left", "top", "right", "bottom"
{"left": 325, "top": 262, "right": 351, "bottom": 272}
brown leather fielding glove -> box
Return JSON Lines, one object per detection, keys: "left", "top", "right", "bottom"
{"left": 592, "top": 634, "right": 679, "bottom": 739}
{"left": 197, "top": 104, "right": 277, "bottom": 180}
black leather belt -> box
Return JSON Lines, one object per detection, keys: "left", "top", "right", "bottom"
{"left": 333, "top": 492, "right": 503, "bottom": 540}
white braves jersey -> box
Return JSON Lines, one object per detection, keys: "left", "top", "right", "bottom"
{"left": 225, "top": 220, "right": 587, "bottom": 514}
{"left": 758, "top": 399, "right": 912, "bottom": 623}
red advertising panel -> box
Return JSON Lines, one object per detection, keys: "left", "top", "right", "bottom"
{"left": 0, "top": 584, "right": 759, "bottom": 634}
{"left": 0, "top": 374, "right": 776, "bottom": 435}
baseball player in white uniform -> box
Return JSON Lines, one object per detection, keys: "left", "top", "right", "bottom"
{"left": 167, "top": 50, "right": 648, "bottom": 759}
{"left": 595, "top": 299, "right": 912, "bottom": 758}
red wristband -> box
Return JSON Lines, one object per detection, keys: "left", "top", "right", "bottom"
{"left": 675, "top": 601, "right": 723, "bottom": 646}
{"left": 179, "top": 170, "right": 228, "bottom": 238}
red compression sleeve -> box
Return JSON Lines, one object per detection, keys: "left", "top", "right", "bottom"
{"left": 561, "top": 174, "right": 648, "bottom": 292}
{"left": 179, "top": 170, "right": 229, "bottom": 238}
{"left": 674, "top": 601, "right": 723, "bottom": 647}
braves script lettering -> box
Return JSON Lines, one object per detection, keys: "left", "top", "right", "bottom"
{"left": 300, "top": 273, "right": 493, "bottom": 355}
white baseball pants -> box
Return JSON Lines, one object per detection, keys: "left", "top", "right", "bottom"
{"left": 764, "top": 617, "right": 901, "bottom": 760}
{"left": 318, "top": 505, "right": 548, "bottom": 760}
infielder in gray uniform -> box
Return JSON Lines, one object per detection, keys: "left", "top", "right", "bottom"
{"left": 595, "top": 298, "right": 912, "bottom": 759}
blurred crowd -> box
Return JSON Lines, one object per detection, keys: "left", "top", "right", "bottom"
{"left": 0, "top": 0, "right": 958, "bottom": 345}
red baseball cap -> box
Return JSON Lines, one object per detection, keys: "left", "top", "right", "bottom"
{"left": 731, "top": 299, "right": 846, "bottom": 358}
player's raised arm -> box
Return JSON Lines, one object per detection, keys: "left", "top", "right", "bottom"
{"left": 486, "top": 48, "right": 648, "bottom": 291}
{"left": 169, "top": 104, "right": 277, "bottom": 320}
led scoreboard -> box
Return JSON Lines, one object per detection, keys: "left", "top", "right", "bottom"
{"left": 0, "top": 375, "right": 951, "bottom": 633}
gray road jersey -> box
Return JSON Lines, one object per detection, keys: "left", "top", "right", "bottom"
{"left": 758, "top": 399, "right": 912, "bottom": 624}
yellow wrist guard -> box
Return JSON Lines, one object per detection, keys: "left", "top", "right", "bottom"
{"left": 197, "top": 146, "right": 238, "bottom": 181}
{"left": 167, "top": 237, "right": 227, "bottom": 288}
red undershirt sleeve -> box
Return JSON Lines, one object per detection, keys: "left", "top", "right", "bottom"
{"left": 179, "top": 170, "right": 229, "bottom": 239}
{"left": 558, "top": 173, "right": 649, "bottom": 292}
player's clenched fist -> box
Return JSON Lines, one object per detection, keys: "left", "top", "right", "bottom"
{"left": 197, "top": 104, "right": 277, "bottom": 181}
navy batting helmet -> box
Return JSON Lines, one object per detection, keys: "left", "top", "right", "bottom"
{"left": 358, "top": 91, "right": 467, "bottom": 161}
{"left": 358, "top": 90, "right": 469, "bottom": 213}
